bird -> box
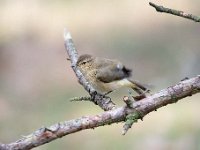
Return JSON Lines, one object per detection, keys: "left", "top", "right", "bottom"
{"left": 76, "top": 54, "right": 148, "bottom": 99}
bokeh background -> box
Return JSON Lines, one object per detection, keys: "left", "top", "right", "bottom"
{"left": 0, "top": 0, "right": 200, "bottom": 150}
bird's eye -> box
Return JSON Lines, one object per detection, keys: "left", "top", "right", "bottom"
{"left": 82, "top": 61, "right": 86, "bottom": 65}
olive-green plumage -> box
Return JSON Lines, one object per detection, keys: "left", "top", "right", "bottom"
{"left": 76, "top": 54, "right": 147, "bottom": 96}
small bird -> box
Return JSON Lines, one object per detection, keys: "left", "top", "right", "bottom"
{"left": 76, "top": 54, "right": 147, "bottom": 99}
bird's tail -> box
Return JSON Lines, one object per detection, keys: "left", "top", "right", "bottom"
{"left": 128, "top": 79, "right": 147, "bottom": 90}
{"left": 110, "top": 78, "right": 149, "bottom": 100}
{"left": 128, "top": 79, "right": 149, "bottom": 96}
{"left": 109, "top": 78, "right": 149, "bottom": 95}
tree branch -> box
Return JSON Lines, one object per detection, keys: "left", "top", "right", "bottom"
{"left": 64, "top": 29, "right": 116, "bottom": 111}
{"left": 0, "top": 75, "right": 199, "bottom": 150}
{"left": 149, "top": 2, "right": 200, "bottom": 22}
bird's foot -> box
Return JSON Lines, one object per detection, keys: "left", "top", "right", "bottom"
{"left": 132, "top": 94, "right": 146, "bottom": 101}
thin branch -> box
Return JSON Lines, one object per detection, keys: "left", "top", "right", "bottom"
{"left": 149, "top": 2, "right": 200, "bottom": 22}
{"left": 70, "top": 96, "right": 93, "bottom": 102}
{"left": 64, "top": 29, "right": 116, "bottom": 111}
{"left": 0, "top": 75, "right": 199, "bottom": 150}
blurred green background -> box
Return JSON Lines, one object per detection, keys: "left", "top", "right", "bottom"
{"left": 0, "top": 0, "right": 200, "bottom": 150}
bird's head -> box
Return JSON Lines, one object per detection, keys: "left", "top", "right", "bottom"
{"left": 76, "top": 54, "right": 93, "bottom": 66}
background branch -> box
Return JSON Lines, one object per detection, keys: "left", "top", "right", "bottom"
{"left": 0, "top": 75, "right": 199, "bottom": 150}
{"left": 149, "top": 2, "right": 200, "bottom": 22}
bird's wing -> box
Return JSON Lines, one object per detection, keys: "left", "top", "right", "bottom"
{"left": 93, "top": 57, "right": 131, "bottom": 83}
{"left": 96, "top": 64, "right": 132, "bottom": 83}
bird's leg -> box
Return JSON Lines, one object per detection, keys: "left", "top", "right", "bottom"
{"left": 102, "top": 91, "right": 112, "bottom": 102}
{"left": 91, "top": 91, "right": 112, "bottom": 105}
{"left": 104, "top": 90, "right": 113, "bottom": 96}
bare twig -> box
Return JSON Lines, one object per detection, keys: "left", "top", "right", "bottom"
{"left": 149, "top": 2, "right": 200, "bottom": 22}
{"left": 123, "top": 96, "right": 134, "bottom": 107}
{"left": 64, "top": 29, "right": 116, "bottom": 111}
{"left": 0, "top": 75, "right": 199, "bottom": 150}
{"left": 70, "top": 96, "right": 92, "bottom": 102}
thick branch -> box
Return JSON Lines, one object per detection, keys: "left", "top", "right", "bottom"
{"left": 149, "top": 2, "right": 200, "bottom": 22}
{"left": 64, "top": 29, "right": 116, "bottom": 111}
{"left": 1, "top": 75, "right": 199, "bottom": 150}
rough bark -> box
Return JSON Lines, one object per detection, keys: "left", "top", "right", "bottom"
{"left": 0, "top": 75, "right": 199, "bottom": 150}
